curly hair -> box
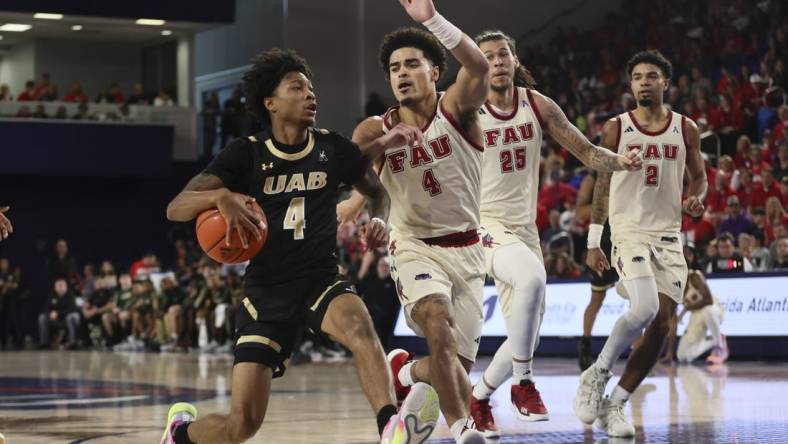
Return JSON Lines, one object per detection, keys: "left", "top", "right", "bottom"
{"left": 242, "top": 48, "right": 314, "bottom": 124}
{"left": 378, "top": 27, "right": 447, "bottom": 81}
{"left": 626, "top": 49, "right": 673, "bottom": 80}
{"left": 474, "top": 30, "right": 536, "bottom": 89}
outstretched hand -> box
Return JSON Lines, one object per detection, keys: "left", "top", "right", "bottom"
{"left": 398, "top": 0, "right": 437, "bottom": 22}
{"left": 361, "top": 218, "right": 388, "bottom": 250}
{"left": 0, "top": 206, "right": 12, "bottom": 241}
{"left": 617, "top": 148, "right": 643, "bottom": 171}
{"left": 383, "top": 123, "right": 423, "bottom": 149}
{"left": 682, "top": 196, "right": 705, "bottom": 217}
{"left": 586, "top": 247, "right": 611, "bottom": 276}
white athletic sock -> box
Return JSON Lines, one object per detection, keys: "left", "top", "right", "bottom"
{"left": 450, "top": 418, "right": 467, "bottom": 441}
{"left": 491, "top": 242, "right": 546, "bottom": 383}
{"left": 609, "top": 385, "right": 631, "bottom": 405}
{"left": 397, "top": 361, "right": 415, "bottom": 387}
{"left": 513, "top": 357, "right": 533, "bottom": 383}
{"left": 702, "top": 306, "right": 723, "bottom": 347}
{"left": 596, "top": 277, "right": 659, "bottom": 371}
{"left": 472, "top": 373, "right": 498, "bottom": 400}
{"left": 474, "top": 339, "right": 512, "bottom": 399}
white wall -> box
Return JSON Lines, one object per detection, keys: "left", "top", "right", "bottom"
{"left": 0, "top": 41, "right": 35, "bottom": 98}
{"left": 34, "top": 39, "right": 144, "bottom": 100}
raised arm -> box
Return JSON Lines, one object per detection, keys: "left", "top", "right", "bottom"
{"left": 399, "top": 0, "right": 489, "bottom": 121}
{"left": 532, "top": 91, "right": 642, "bottom": 172}
{"left": 585, "top": 118, "right": 619, "bottom": 275}
{"left": 682, "top": 118, "right": 708, "bottom": 217}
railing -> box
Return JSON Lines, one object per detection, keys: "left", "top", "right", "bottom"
{"left": 0, "top": 101, "right": 198, "bottom": 161}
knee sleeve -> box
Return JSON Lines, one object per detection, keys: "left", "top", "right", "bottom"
{"left": 621, "top": 277, "right": 660, "bottom": 328}
{"left": 492, "top": 243, "right": 546, "bottom": 292}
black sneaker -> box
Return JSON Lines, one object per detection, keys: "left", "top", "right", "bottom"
{"left": 579, "top": 336, "right": 593, "bottom": 371}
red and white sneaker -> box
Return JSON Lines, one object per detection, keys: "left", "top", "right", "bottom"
{"left": 470, "top": 394, "right": 500, "bottom": 442}
{"left": 458, "top": 426, "right": 486, "bottom": 444}
{"left": 706, "top": 335, "right": 729, "bottom": 365}
{"left": 387, "top": 348, "right": 414, "bottom": 406}
{"left": 511, "top": 380, "right": 549, "bottom": 421}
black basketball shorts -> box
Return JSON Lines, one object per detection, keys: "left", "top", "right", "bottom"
{"left": 233, "top": 273, "right": 357, "bottom": 378}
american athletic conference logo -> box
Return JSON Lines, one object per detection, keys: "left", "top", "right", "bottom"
{"left": 0, "top": 377, "right": 221, "bottom": 410}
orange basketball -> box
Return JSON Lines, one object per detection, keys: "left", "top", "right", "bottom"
{"left": 196, "top": 201, "right": 267, "bottom": 264}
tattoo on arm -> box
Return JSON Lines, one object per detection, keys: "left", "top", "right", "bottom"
{"left": 183, "top": 173, "right": 224, "bottom": 192}
{"left": 591, "top": 172, "right": 611, "bottom": 225}
{"left": 544, "top": 97, "right": 620, "bottom": 172}
{"left": 353, "top": 168, "right": 390, "bottom": 222}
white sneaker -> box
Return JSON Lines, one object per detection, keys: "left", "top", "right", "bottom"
{"left": 380, "top": 382, "right": 439, "bottom": 444}
{"left": 457, "top": 428, "right": 486, "bottom": 444}
{"left": 573, "top": 365, "right": 612, "bottom": 424}
{"left": 595, "top": 397, "right": 635, "bottom": 437}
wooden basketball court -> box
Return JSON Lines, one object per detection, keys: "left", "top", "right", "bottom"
{"left": 0, "top": 351, "right": 786, "bottom": 443}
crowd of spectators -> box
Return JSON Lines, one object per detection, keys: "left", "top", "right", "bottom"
{"left": 511, "top": 0, "right": 788, "bottom": 277}
{"left": 0, "top": 234, "right": 398, "bottom": 364}
{"left": 0, "top": 73, "right": 177, "bottom": 121}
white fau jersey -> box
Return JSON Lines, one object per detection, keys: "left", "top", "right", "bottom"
{"left": 479, "top": 87, "right": 544, "bottom": 227}
{"left": 609, "top": 110, "right": 688, "bottom": 239}
{"left": 379, "top": 95, "right": 484, "bottom": 239}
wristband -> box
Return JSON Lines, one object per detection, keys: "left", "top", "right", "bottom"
{"left": 587, "top": 223, "right": 604, "bottom": 249}
{"left": 421, "top": 13, "right": 462, "bottom": 50}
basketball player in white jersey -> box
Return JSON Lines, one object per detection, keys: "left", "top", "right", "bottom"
{"left": 467, "top": 30, "right": 642, "bottom": 441}
{"left": 575, "top": 50, "right": 707, "bottom": 437}
{"left": 351, "top": 0, "right": 492, "bottom": 441}
{"left": 662, "top": 263, "right": 729, "bottom": 365}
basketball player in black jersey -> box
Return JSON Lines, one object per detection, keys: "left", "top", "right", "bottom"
{"left": 161, "top": 48, "right": 431, "bottom": 444}
{"left": 575, "top": 173, "right": 619, "bottom": 370}
{"left": 0, "top": 205, "right": 11, "bottom": 241}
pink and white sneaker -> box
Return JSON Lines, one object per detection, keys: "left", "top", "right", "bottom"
{"left": 380, "top": 382, "right": 439, "bottom": 444}
{"left": 160, "top": 402, "right": 197, "bottom": 444}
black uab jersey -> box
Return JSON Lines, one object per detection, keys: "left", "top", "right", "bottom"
{"left": 204, "top": 128, "right": 368, "bottom": 285}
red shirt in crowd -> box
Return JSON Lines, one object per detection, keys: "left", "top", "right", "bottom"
{"left": 750, "top": 181, "right": 784, "bottom": 209}
{"left": 63, "top": 91, "right": 89, "bottom": 103}
{"left": 16, "top": 90, "right": 38, "bottom": 101}
{"left": 538, "top": 182, "right": 577, "bottom": 211}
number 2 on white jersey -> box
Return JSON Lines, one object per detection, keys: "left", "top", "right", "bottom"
{"left": 284, "top": 197, "right": 305, "bottom": 239}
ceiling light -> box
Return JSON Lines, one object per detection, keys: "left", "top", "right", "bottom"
{"left": 136, "top": 18, "right": 166, "bottom": 26}
{"left": 71, "top": 25, "right": 82, "bottom": 31}
{"left": 161, "top": 30, "right": 172, "bottom": 36}
{"left": 0, "top": 24, "right": 32, "bottom": 32}
{"left": 34, "top": 13, "right": 63, "bottom": 20}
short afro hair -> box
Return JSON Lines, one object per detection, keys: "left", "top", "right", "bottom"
{"left": 626, "top": 49, "right": 673, "bottom": 80}
{"left": 378, "top": 27, "right": 448, "bottom": 81}
{"left": 242, "top": 48, "right": 313, "bottom": 124}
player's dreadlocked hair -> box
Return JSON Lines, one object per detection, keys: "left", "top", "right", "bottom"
{"left": 474, "top": 30, "right": 536, "bottom": 89}
{"left": 626, "top": 49, "right": 673, "bottom": 80}
{"left": 242, "top": 48, "right": 314, "bottom": 124}
{"left": 379, "top": 27, "right": 448, "bottom": 81}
